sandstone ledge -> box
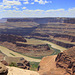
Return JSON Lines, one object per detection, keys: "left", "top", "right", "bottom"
{"left": 6, "top": 66, "right": 39, "bottom": 75}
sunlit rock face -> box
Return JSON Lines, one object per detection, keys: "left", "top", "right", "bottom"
{"left": 55, "top": 46, "right": 75, "bottom": 75}
{"left": 0, "top": 62, "right": 8, "bottom": 75}
{"left": 38, "top": 47, "right": 75, "bottom": 75}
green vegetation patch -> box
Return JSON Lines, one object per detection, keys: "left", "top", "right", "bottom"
{"left": 30, "top": 62, "right": 39, "bottom": 71}
{"left": 15, "top": 51, "right": 44, "bottom": 59}
{"left": 48, "top": 44, "right": 61, "bottom": 55}
{"left": 10, "top": 53, "right": 15, "bottom": 56}
{"left": 9, "top": 62, "right": 17, "bottom": 67}
{"left": 26, "top": 56, "right": 44, "bottom": 59}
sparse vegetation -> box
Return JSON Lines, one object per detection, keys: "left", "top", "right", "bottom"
{"left": 9, "top": 62, "right": 17, "bottom": 67}
{"left": 10, "top": 53, "right": 15, "bottom": 56}
{"left": 29, "top": 56, "right": 44, "bottom": 59}
{"left": 30, "top": 62, "right": 39, "bottom": 71}
{"left": 48, "top": 44, "right": 61, "bottom": 55}
{"left": 26, "top": 55, "right": 44, "bottom": 59}
{"left": 14, "top": 52, "right": 44, "bottom": 59}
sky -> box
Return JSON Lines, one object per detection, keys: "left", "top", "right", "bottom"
{"left": 0, "top": 0, "right": 75, "bottom": 18}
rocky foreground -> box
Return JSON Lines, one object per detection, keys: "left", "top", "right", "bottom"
{"left": 0, "top": 46, "right": 75, "bottom": 75}
{"left": 0, "top": 62, "right": 39, "bottom": 75}
{"left": 7, "top": 66, "right": 39, "bottom": 75}
{"left": 38, "top": 46, "right": 75, "bottom": 75}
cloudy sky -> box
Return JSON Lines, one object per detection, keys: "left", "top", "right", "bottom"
{"left": 0, "top": 0, "right": 75, "bottom": 18}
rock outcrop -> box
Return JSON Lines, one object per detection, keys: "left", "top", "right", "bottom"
{"left": 0, "top": 62, "right": 39, "bottom": 75}
{"left": 7, "top": 18, "right": 64, "bottom": 23}
{"left": 0, "top": 62, "right": 8, "bottom": 75}
{"left": 38, "top": 46, "right": 75, "bottom": 75}
{"left": 0, "top": 51, "right": 5, "bottom": 61}
{"left": 49, "top": 38, "right": 75, "bottom": 48}
{"left": 1, "top": 60, "right": 8, "bottom": 66}
{"left": 7, "top": 18, "right": 75, "bottom": 24}
{"left": 38, "top": 55, "right": 68, "bottom": 75}
{"left": 7, "top": 66, "right": 39, "bottom": 75}
{"left": 2, "top": 57, "right": 30, "bottom": 70}
{"left": 0, "top": 34, "right": 27, "bottom": 43}
{"left": 55, "top": 46, "right": 75, "bottom": 75}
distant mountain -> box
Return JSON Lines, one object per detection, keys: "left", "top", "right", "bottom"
{"left": 7, "top": 17, "right": 75, "bottom": 24}
{"left": 0, "top": 18, "right": 7, "bottom": 23}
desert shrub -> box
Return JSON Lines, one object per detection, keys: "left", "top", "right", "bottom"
{"left": 10, "top": 53, "right": 15, "bottom": 56}
{"left": 9, "top": 62, "right": 17, "bottom": 67}
{"left": 30, "top": 62, "right": 39, "bottom": 71}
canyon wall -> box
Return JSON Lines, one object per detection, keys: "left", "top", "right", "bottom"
{"left": 1, "top": 17, "right": 75, "bottom": 48}
{"left": 55, "top": 46, "right": 75, "bottom": 75}
{"left": 7, "top": 18, "right": 75, "bottom": 24}
{"left": 0, "top": 34, "right": 27, "bottom": 43}
{"left": 38, "top": 47, "right": 75, "bottom": 75}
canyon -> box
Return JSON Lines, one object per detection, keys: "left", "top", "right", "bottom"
{"left": 0, "top": 46, "right": 75, "bottom": 75}
{"left": 0, "top": 17, "right": 75, "bottom": 75}
{"left": 0, "top": 34, "right": 52, "bottom": 58}
{"left": 0, "top": 17, "right": 75, "bottom": 48}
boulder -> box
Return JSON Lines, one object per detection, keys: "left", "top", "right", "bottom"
{"left": 0, "top": 62, "right": 8, "bottom": 75}
{"left": 7, "top": 66, "right": 39, "bottom": 75}
{"left": 1, "top": 60, "right": 8, "bottom": 66}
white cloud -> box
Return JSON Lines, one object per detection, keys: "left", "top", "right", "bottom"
{"left": 49, "top": 1, "right": 52, "bottom": 3}
{"left": 22, "top": 7, "right": 26, "bottom": 9}
{"left": 3, "top": 0, "right": 21, "bottom": 5}
{"left": 68, "top": 8, "right": 75, "bottom": 12}
{"left": 46, "top": 9, "right": 65, "bottom": 12}
{"left": 0, "top": 5, "right": 11, "bottom": 9}
{"left": 13, "top": 6, "right": 19, "bottom": 10}
{"left": 22, "top": 0, "right": 28, "bottom": 1}
{"left": 23, "top": 0, "right": 29, "bottom": 4}
{"left": 0, "top": 5, "right": 4, "bottom": 9}
{"left": 23, "top": 1, "right": 29, "bottom": 4}
{"left": 31, "top": 2, "right": 34, "bottom": 4}
{"left": 34, "top": 0, "right": 52, "bottom": 4}
{"left": 4, "top": 5, "right": 11, "bottom": 9}
{"left": 0, "top": 8, "right": 75, "bottom": 18}
{"left": 35, "top": 9, "right": 44, "bottom": 12}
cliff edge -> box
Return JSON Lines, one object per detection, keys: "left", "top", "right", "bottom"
{"left": 38, "top": 46, "right": 75, "bottom": 75}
